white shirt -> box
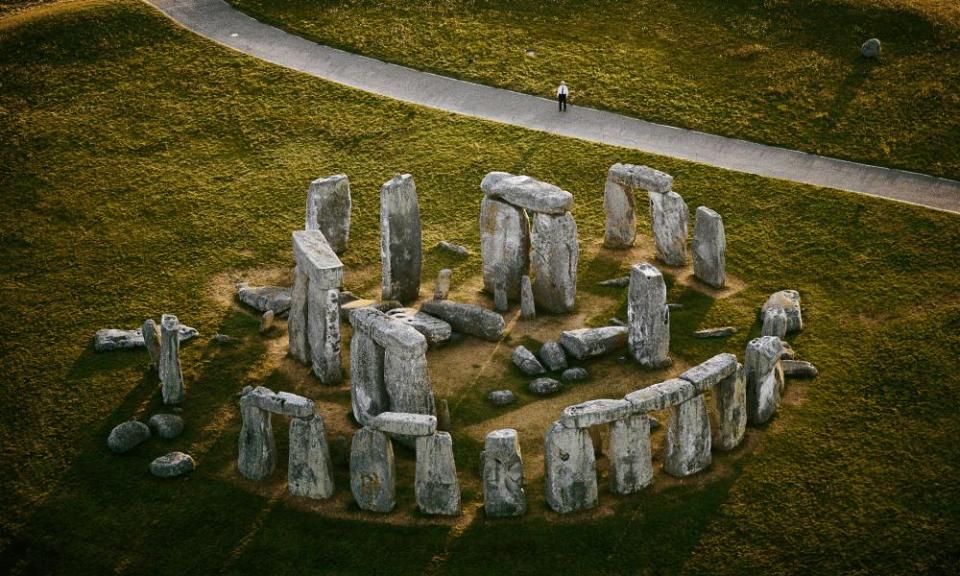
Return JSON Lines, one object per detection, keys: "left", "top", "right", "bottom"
{"left": 557, "top": 84, "right": 569, "bottom": 96}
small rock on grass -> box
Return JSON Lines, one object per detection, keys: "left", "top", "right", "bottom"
{"left": 107, "top": 421, "right": 151, "bottom": 453}
{"left": 561, "top": 367, "right": 589, "bottom": 383}
{"left": 694, "top": 326, "right": 737, "bottom": 338}
{"left": 148, "top": 414, "right": 184, "bottom": 439}
{"left": 528, "top": 377, "right": 562, "bottom": 395}
{"left": 150, "top": 452, "right": 195, "bottom": 478}
{"left": 782, "top": 360, "right": 818, "bottom": 378}
{"left": 488, "top": 390, "right": 517, "bottom": 407}
{"left": 512, "top": 345, "right": 546, "bottom": 375}
{"left": 212, "top": 333, "right": 238, "bottom": 344}
{"left": 598, "top": 277, "right": 630, "bottom": 288}
{"left": 437, "top": 241, "right": 470, "bottom": 257}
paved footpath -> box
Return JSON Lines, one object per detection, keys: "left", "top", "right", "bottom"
{"left": 146, "top": 0, "right": 960, "bottom": 214}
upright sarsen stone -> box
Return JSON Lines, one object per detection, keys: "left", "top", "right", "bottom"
{"left": 305, "top": 174, "right": 351, "bottom": 254}
{"left": 288, "top": 266, "right": 310, "bottom": 364}
{"left": 608, "top": 414, "right": 653, "bottom": 494}
{"left": 380, "top": 174, "right": 422, "bottom": 303}
{"left": 530, "top": 211, "right": 578, "bottom": 314}
{"left": 348, "top": 330, "right": 387, "bottom": 426}
{"left": 415, "top": 432, "right": 461, "bottom": 516}
{"left": 307, "top": 287, "right": 342, "bottom": 384}
{"left": 350, "top": 427, "right": 396, "bottom": 513}
{"left": 288, "top": 415, "right": 335, "bottom": 499}
{"left": 142, "top": 318, "right": 161, "bottom": 370}
{"left": 482, "top": 429, "right": 526, "bottom": 517}
{"left": 715, "top": 363, "right": 747, "bottom": 451}
{"left": 544, "top": 422, "right": 597, "bottom": 514}
{"left": 649, "top": 191, "right": 688, "bottom": 266}
{"left": 746, "top": 336, "right": 785, "bottom": 424}
{"left": 627, "top": 263, "right": 671, "bottom": 368}
{"left": 692, "top": 206, "right": 726, "bottom": 288}
{"left": 159, "top": 314, "right": 184, "bottom": 404}
{"left": 603, "top": 163, "right": 672, "bottom": 248}
{"left": 480, "top": 196, "right": 530, "bottom": 300}
{"left": 238, "top": 392, "right": 276, "bottom": 481}
{"left": 761, "top": 290, "right": 803, "bottom": 333}
{"left": 663, "top": 391, "right": 712, "bottom": 477}
{"left": 292, "top": 230, "right": 344, "bottom": 385}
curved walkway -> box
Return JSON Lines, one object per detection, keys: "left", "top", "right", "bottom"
{"left": 145, "top": 0, "right": 960, "bottom": 214}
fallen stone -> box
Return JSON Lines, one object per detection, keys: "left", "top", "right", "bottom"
{"left": 259, "top": 310, "right": 275, "bottom": 333}
{"left": 288, "top": 415, "right": 335, "bottom": 499}
{"left": 437, "top": 399, "right": 451, "bottom": 432}
{"left": 350, "top": 427, "right": 395, "bottom": 513}
{"left": 415, "top": 432, "right": 462, "bottom": 516}
{"left": 149, "top": 452, "right": 195, "bottom": 478}
{"left": 544, "top": 422, "right": 598, "bottom": 514}
{"left": 519, "top": 275, "right": 536, "bottom": 319}
{"left": 714, "top": 363, "right": 747, "bottom": 451}
{"left": 512, "top": 345, "right": 546, "bottom": 375}
{"left": 371, "top": 412, "right": 437, "bottom": 437}
{"left": 692, "top": 206, "right": 726, "bottom": 288}
{"left": 627, "top": 263, "right": 671, "bottom": 368}
{"left": 606, "top": 163, "right": 673, "bottom": 194}
{"left": 437, "top": 240, "right": 470, "bottom": 257}
{"left": 480, "top": 196, "right": 530, "bottom": 301}
{"left": 528, "top": 377, "right": 562, "bottom": 395}
{"left": 159, "top": 314, "right": 184, "bottom": 405}
{"left": 386, "top": 307, "right": 452, "bottom": 346}
{"left": 480, "top": 171, "right": 573, "bottom": 215}
{"left": 142, "top": 318, "right": 160, "bottom": 369}
{"left": 237, "top": 284, "right": 292, "bottom": 315}
{"left": 94, "top": 324, "right": 198, "bottom": 352}
{"left": 610, "top": 318, "right": 625, "bottom": 326}
{"left": 350, "top": 307, "right": 427, "bottom": 354}
{"left": 339, "top": 291, "right": 358, "bottom": 305}
{"left": 212, "top": 333, "right": 238, "bottom": 344}
{"left": 488, "top": 390, "right": 517, "bottom": 406}
{"left": 530, "top": 211, "right": 578, "bottom": 313}
{"left": 373, "top": 300, "right": 404, "bottom": 313}
{"left": 238, "top": 389, "right": 276, "bottom": 480}
{"left": 679, "top": 352, "right": 738, "bottom": 393}
{"left": 539, "top": 341, "right": 568, "bottom": 371}
{"left": 147, "top": 413, "right": 184, "bottom": 439}
{"left": 107, "top": 421, "right": 151, "bottom": 453}
{"left": 305, "top": 174, "right": 351, "bottom": 255}
{"left": 780, "top": 341, "right": 797, "bottom": 360}
{"left": 560, "top": 326, "right": 628, "bottom": 360}
{"left": 380, "top": 174, "right": 422, "bottom": 303}
{"left": 598, "top": 276, "right": 630, "bottom": 288}
{"left": 649, "top": 191, "right": 688, "bottom": 266}
{"left": 608, "top": 414, "right": 653, "bottom": 494}
{"left": 745, "top": 336, "right": 785, "bottom": 425}
{"left": 560, "top": 399, "right": 633, "bottom": 428}
{"left": 663, "top": 394, "right": 712, "bottom": 477}
{"left": 482, "top": 429, "right": 526, "bottom": 517}
{"left": 420, "top": 300, "right": 505, "bottom": 342}
{"left": 761, "top": 290, "right": 803, "bottom": 333}
{"left": 625, "top": 378, "right": 697, "bottom": 413}
{"left": 782, "top": 360, "right": 818, "bottom": 378}
{"left": 861, "top": 37, "right": 881, "bottom": 58}
{"left": 340, "top": 298, "right": 378, "bottom": 322}
{"left": 433, "top": 269, "right": 452, "bottom": 300}
{"left": 694, "top": 326, "right": 737, "bottom": 338}
{"left": 561, "top": 367, "right": 589, "bottom": 383}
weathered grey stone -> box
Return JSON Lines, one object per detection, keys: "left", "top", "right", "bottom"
{"left": 694, "top": 326, "right": 737, "bottom": 338}
{"left": 437, "top": 240, "right": 470, "bottom": 257}
{"left": 384, "top": 350, "right": 435, "bottom": 423}
{"left": 480, "top": 171, "right": 573, "bottom": 215}
{"left": 415, "top": 432, "right": 461, "bottom": 516}
{"left": 142, "top": 319, "right": 160, "bottom": 369}
{"left": 530, "top": 211, "right": 578, "bottom": 313}
{"left": 538, "top": 340, "right": 568, "bottom": 371}
{"left": 861, "top": 37, "right": 881, "bottom": 58}
{"left": 780, "top": 341, "right": 797, "bottom": 360}
{"left": 308, "top": 287, "right": 343, "bottom": 384}
{"left": 512, "top": 345, "right": 546, "bottom": 375}
{"left": 292, "top": 230, "right": 344, "bottom": 290}
{"left": 433, "top": 268, "right": 452, "bottom": 301}
{"left": 715, "top": 363, "right": 747, "bottom": 451}
{"left": 437, "top": 399, "right": 451, "bottom": 431}
{"left": 350, "top": 427, "right": 395, "bottom": 513}
{"left": 649, "top": 191, "right": 689, "bottom": 266}
{"left": 519, "top": 275, "right": 536, "bottom": 319}
{"left": 149, "top": 452, "right": 195, "bottom": 478}
{"left": 350, "top": 307, "right": 427, "bottom": 355}
{"left": 529, "top": 377, "right": 562, "bottom": 395}
{"left": 745, "top": 336, "right": 785, "bottom": 424}
{"left": 607, "top": 163, "right": 673, "bottom": 194}
{"left": 386, "top": 307, "right": 452, "bottom": 346}
{"left": 561, "top": 367, "right": 589, "bottom": 383}
{"left": 147, "top": 413, "right": 184, "bottom": 439}
{"left": 603, "top": 169, "right": 637, "bottom": 249}
{"left": 560, "top": 399, "right": 632, "bottom": 428}
{"left": 482, "top": 429, "right": 526, "bottom": 517}
{"left": 288, "top": 415, "right": 335, "bottom": 499}
{"left": 212, "top": 334, "right": 238, "bottom": 345}
{"left": 287, "top": 265, "right": 310, "bottom": 363}
{"left": 259, "top": 310, "right": 275, "bottom": 333}
{"left": 94, "top": 324, "right": 198, "bottom": 352}
{"left": 679, "top": 352, "right": 738, "bottom": 394}
{"left": 305, "top": 174, "right": 351, "bottom": 255}
{"left": 480, "top": 196, "right": 529, "bottom": 300}
{"left": 609, "top": 414, "right": 653, "bottom": 494}
{"left": 761, "top": 305, "right": 788, "bottom": 338}
{"left": 544, "top": 422, "right": 598, "bottom": 513}
{"left": 761, "top": 290, "right": 803, "bottom": 333}
{"left": 494, "top": 275, "right": 509, "bottom": 312}
{"left": 372, "top": 412, "right": 437, "bottom": 437}
{"left": 348, "top": 330, "right": 388, "bottom": 427}
{"left": 560, "top": 326, "right": 628, "bottom": 360}
{"left": 692, "top": 206, "right": 726, "bottom": 288}
{"left": 107, "top": 421, "right": 151, "bottom": 453}
{"left": 488, "top": 390, "right": 517, "bottom": 406}
{"left": 627, "top": 263, "right": 671, "bottom": 368}
{"left": 245, "top": 386, "right": 315, "bottom": 418}
{"left": 664, "top": 394, "right": 712, "bottom": 477}
{"left": 598, "top": 276, "right": 630, "bottom": 288}
{"left": 238, "top": 393, "right": 276, "bottom": 481}
{"left": 238, "top": 284, "right": 292, "bottom": 315}
{"left": 782, "top": 360, "right": 818, "bottom": 379}
{"left": 420, "top": 300, "right": 505, "bottom": 342}
{"left": 380, "top": 174, "right": 422, "bottom": 303}
{"left": 159, "top": 314, "right": 184, "bottom": 405}
{"left": 625, "top": 378, "right": 697, "bottom": 413}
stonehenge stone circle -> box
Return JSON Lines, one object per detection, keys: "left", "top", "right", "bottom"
{"left": 745, "top": 336, "right": 786, "bottom": 425}
{"left": 762, "top": 290, "right": 803, "bottom": 333}
{"left": 290, "top": 230, "right": 344, "bottom": 384}
{"left": 350, "top": 427, "right": 396, "bottom": 513}
{"left": 530, "top": 211, "right": 578, "bottom": 313}
{"left": 663, "top": 390, "right": 712, "bottom": 477}
{"left": 714, "top": 363, "right": 747, "bottom": 451}
{"left": 288, "top": 415, "right": 335, "bottom": 499}
{"left": 544, "top": 422, "right": 598, "bottom": 513}
{"left": 415, "top": 432, "right": 462, "bottom": 516}
{"left": 305, "top": 174, "right": 351, "bottom": 255}
{"left": 159, "top": 314, "right": 184, "bottom": 405}
{"left": 512, "top": 345, "right": 546, "bottom": 375}
{"left": 380, "top": 174, "right": 422, "bottom": 303}
{"left": 560, "top": 326, "right": 628, "bottom": 360}
{"left": 649, "top": 191, "right": 689, "bottom": 266}
{"left": 627, "top": 263, "right": 671, "bottom": 368}
{"left": 482, "top": 429, "right": 526, "bottom": 517}
{"left": 107, "top": 421, "right": 151, "bottom": 453}
{"left": 481, "top": 171, "right": 573, "bottom": 215}
{"left": 480, "top": 196, "right": 530, "bottom": 300}
{"left": 609, "top": 414, "right": 654, "bottom": 494}
{"left": 420, "top": 300, "right": 505, "bottom": 341}
{"left": 692, "top": 206, "right": 726, "bottom": 288}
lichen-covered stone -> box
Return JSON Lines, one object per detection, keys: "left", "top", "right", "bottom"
{"left": 530, "top": 211, "right": 578, "bottom": 313}
{"left": 782, "top": 360, "right": 818, "bottom": 379}
{"left": 560, "top": 399, "right": 632, "bottom": 428}
{"left": 480, "top": 196, "right": 529, "bottom": 301}
{"left": 149, "top": 452, "right": 195, "bottom": 478}
{"left": 437, "top": 240, "right": 470, "bottom": 257}
{"left": 761, "top": 305, "right": 788, "bottom": 338}
{"left": 528, "top": 377, "right": 562, "bottom": 395}
{"left": 609, "top": 414, "right": 653, "bottom": 494}
{"left": 415, "top": 432, "right": 461, "bottom": 516}
{"left": 745, "top": 336, "right": 785, "bottom": 424}
{"left": 386, "top": 307, "right": 452, "bottom": 346}
{"left": 420, "top": 300, "right": 505, "bottom": 342}
{"left": 372, "top": 412, "right": 437, "bottom": 437}
{"left": 714, "top": 363, "right": 747, "bottom": 451}
{"left": 159, "top": 314, "right": 184, "bottom": 405}
{"left": 627, "top": 263, "right": 671, "bottom": 368}
{"left": 544, "top": 422, "right": 598, "bottom": 514}
{"left": 607, "top": 163, "right": 673, "bottom": 194}
{"left": 603, "top": 169, "right": 637, "bottom": 248}
{"left": 244, "top": 386, "right": 315, "bottom": 418}
{"left": 560, "top": 326, "right": 628, "bottom": 360}
{"left": 380, "top": 174, "right": 422, "bottom": 303}
{"left": 761, "top": 290, "right": 803, "bottom": 333}
{"left": 292, "top": 230, "right": 344, "bottom": 290}
{"left": 348, "top": 330, "right": 388, "bottom": 427}
{"left": 625, "top": 378, "right": 696, "bottom": 414}
{"left": 305, "top": 174, "right": 351, "bottom": 255}
{"left": 480, "top": 171, "right": 573, "bottom": 215}
{"left": 694, "top": 326, "right": 737, "bottom": 338}
{"left": 561, "top": 367, "right": 589, "bottom": 383}
{"left": 288, "top": 415, "right": 335, "bottom": 499}
{"left": 649, "top": 191, "right": 688, "bottom": 266}
{"left": 538, "top": 340, "right": 568, "bottom": 371}
{"left": 238, "top": 284, "right": 292, "bottom": 315}
{"left": 307, "top": 287, "right": 342, "bottom": 384}
{"left": 482, "top": 429, "right": 526, "bottom": 517}
{"left": 488, "top": 390, "right": 517, "bottom": 406}
{"left": 107, "top": 420, "right": 151, "bottom": 453}
{"left": 663, "top": 394, "right": 711, "bottom": 477}
{"left": 679, "top": 353, "right": 738, "bottom": 394}
{"left": 512, "top": 345, "right": 546, "bottom": 375}
{"left": 147, "top": 413, "right": 184, "bottom": 439}
{"left": 692, "top": 206, "right": 726, "bottom": 288}
{"left": 94, "top": 324, "right": 198, "bottom": 352}
{"left": 350, "top": 427, "right": 395, "bottom": 513}
{"left": 238, "top": 394, "right": 276, "bottom": 481}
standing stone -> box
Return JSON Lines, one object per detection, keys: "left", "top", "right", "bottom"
{"left": 142, "top": 318, "right": 160, "bottom": 370}
{"left": 288, "top": 265, "right": 310, "bottom": 364}
{"left": 519, "top": 275, "right": 536, "bottom": 319}
{"left": 238, "top": 393, "right": 276, "bottom": 481}
{"left": 384, "top": 348, "right": 434, "bottom": 417}
{"left": 663, "top": 391, "right": 712, "bottom": 477}
{"left": 380, "top": 174, "right": 422, "bottom": 303}
{"left": 480, "top": 196, "right": 530, "bottom": 300}
{"left": 305, "top": 174, "right": 351, "bottom": 255}
{"left": 437, "top": 399, "right": 452, "bottom": 431}
{"left": 349, "top": 330, "right": 388, "bottom": 426}
{"left": 308, "top": 287, "right": 342, "bottom": 384}
{"left": 494, "top": 271, "right": 509, "bottom": 312}
{"left": 292, "top": 230, "right": 344, "bottom": 385}
{"left": 761, "top": 290, "right": 803, "bottom": 333}
{"left": 649, "top": 191, "right": 688, "bottom": 266}
{"left": 288, "top": 416, "right": 335, "bottom": 499}
{"left": 544, "top": 422, "right": 598, "bottom": 513}
{"left": 385, "top": 307, "right": 452, "bottom": 346}
{"left": 434, "top": 268, "right": 452, "bottom": 300}
{"left": 530, "top": 211, "right": 578, "bottom": 314}
{"left": 746, "top": 336, "right": 785, "bottom": 424}
{"left": 608, "top": 414, "right": 653, "bottom": 494}
{"left": 415, "top": 432, "right": 461, "bottom": 516}
{"left": 692, "top": 206, "right": 726, "bottom": 288}
{"left": 482, "top": 429, "right": 526, "bottom": 517}
{"left": 159, "top": 314, "right": 184, "bottom": 405}
{"left": 603, "top": 168, "right": 637, "bottom": 249}
{"left": 761, "top": 305, "right": 788, "bottom": 338}
{"left": 539, "top": 340, "right": 568, "bottom": 371}
{"left": 627, "top": 263, "right": 671, "bottom": 368}
{"left": 715, "top": 363, "right": 747, "bottom": 451}
{"left": 350, "top": 427, "right": 396, "bottom": 513}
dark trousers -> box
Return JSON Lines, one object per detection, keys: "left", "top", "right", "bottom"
{"left": 558, "top": 94, "right": 567, "bottom": 111}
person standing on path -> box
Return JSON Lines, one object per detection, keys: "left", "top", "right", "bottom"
{"left": 557, "top": 81, "right": 569, "bottom": 112}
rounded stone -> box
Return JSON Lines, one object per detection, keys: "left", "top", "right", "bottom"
{"left": 528, "top": 377, "right": 562, "bottom": 396}
{"left": 861, "top": 38, "right": 881, "bottom": 58}
{"left": 561, "top": 367, "right": 589, "bottom": 383}
{"left": 148, "top": 414, "right": 185, "bottom": 439}
{"left": 488, "top": 390, "right": 517, "bottom": 407}
{"left": 149, "top": 451, "right": 195, "bottom": 478}
{"left": 107, "top": 421, "right": 151, "bottom": 454}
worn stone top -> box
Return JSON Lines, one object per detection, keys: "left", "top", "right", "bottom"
{"left": 560, "top": 399, "right": 633, "bottom": 429}
{"left": 624, "top": 378, "right": 697, "bottom": 414}
{"left": 480, "top": 171, "right": 573, "bottom": 215}
{"left": 761, "top": 290, "right": 803, "bottom": 333}
{"left": 371, "top": 412, "right": 437, "bottom": 437}
{"left": 607, "top": 163, "right": 673, "bottom": 194}
{"left": 630, "top": 262, "right": 664, "bottom": 283}
{"left": 349, "top": 307, "right": 428, "bottom": 354}
{"left": 292, "top": 230, "right": 344, "bottom": 289}
{"left": 679, "top": 353, "right": 737, "bottom": 394}
{"left": 241, "top": 385, "right": 315, "bottom": 418}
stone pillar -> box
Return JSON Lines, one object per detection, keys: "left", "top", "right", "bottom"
{"left": 603, "top": 175, "right": 636, "bottom": 248}
{"left": 627, "top": 263, "right": 671, "bottom": 368}
{"left": 649, "top": 191, "right": 688, "bottom": 266}
{"left": 746, "top": 336, "right": 785, "bottom": 424}
{"left": 480, "top": 196, "right": 529, "bottom": 301}
{"left": 530, "top": 211, "right": 578, "bottom": 314}
{"left": 482, "top": 429, "right": 526, "bottom": 517}
{"left": 715, "top": 363, "right": 747, "bottom": 451}
{"left": 380, "top": 174, "right": 422, "bottom": 303}
{"left": 383, "top": 348, "right": 434, "bottom": 417}
{"left": 761, "top": 290, "right": 803, "bottom": 334}
{"left": 608, "top": 414, "right": 653, "bottom": 494}
{"left": 350, "top": 427, "right": 395, "bottom": 513}
{"left": 288, "top": 265, "right": 310, "bottom": 364}
{"left": 519, "top": 275, "right": 535, "bottom": 319}
{"left": 308, "top": 287, "right": 342, "bottom": 384}
{"left": 292, "top": 230, "right": 344, "bottom": 385}
{"left": 544, "top": 421, "right": 598, "bottom": 513}
{"left": 692, "top": 206, "right": 726, "bottom": 288}
{"left": 238, "top": 394, "right": 275, "bottom": 481}
{"left": 761, "top": 305, "right": 788, "bottom": 338}
{"left": 433, "top": 268, "right": 452, "bottom": 300}
{"left": 349, "top": 330, "right": 388, "bottom": 427}
{"left": 305, "top": 174, "right": 351, "bottom": 255}
{"left": 664, "top": 390, "right": 712, "bottom": 477}
{"left": 288, "top": 415, "right": 335, "bottom": 499}
{"left": 142, "top": 318, "right": 160, "bottom": 370}
{"left": 415, "top": 432, "right": 461, "bottom": 516}
{"left": 159, "top": 314, "right": 184, "bottom": 405}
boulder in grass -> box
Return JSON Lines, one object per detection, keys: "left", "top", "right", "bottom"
{"left": 861, "top": 38, "right": 881, "bottom": 58}
{"left": 107, "top": 421, "right": 151, "bottom": 453}
{"left": 538, "top": 341, "right": 568, "bottom": 371}
{"left": 528, "top": 377, "right": 562, "bottom": 396}
{"left": 782, "top": 360, "right": 818, "bottom": 379}
{"left": 147, "top": 414, "right": 184, "bottom": 439}
{"left": 512, "top": 346, "right": 546, "bottom": 376}
{"left": 437, "top": 241, "right": 470, "bottom": 257}
{"left": 488, "top": 390, "right": 517, "bottom": 406}
{"left": 561, "top": 367, "right": 589, "bottom": 383}
{"left": 694, "top": 326, "right": 737, "bottom": 339}
{"left": 150, "top": 452, "right": 196, "bottom": 478}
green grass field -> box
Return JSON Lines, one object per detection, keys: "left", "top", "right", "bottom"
{"left": 1, "top": 1, "right": 959, "bottom": 574}
{"left": 224, "top": 0, "right": 960, "bottom": 180}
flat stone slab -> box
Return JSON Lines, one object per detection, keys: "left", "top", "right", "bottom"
{"left": 488, "top": 390, "right": 517, "bottom": 406}
{"left": 607, "top": 163, "right": 673, "bottom": 194}
{"left": 625, "top": 378, "right": 697, "bottom": 414}
{"left": 94, "top": 325, "right": 198, "bottom": 351}
{"left": 437, "top": 240, "right": 470, "bottom": 256}
{"left": 560, "top": 326, "right": 628, "bottom": 360}
{"left": 292, "top": 229, "right": 344, "bottom": 289}
{"left": 679, "top": 353, "right": 738, "bottom": 394}
{"left": 237, "top": 284, "right": 292, "bottom": 315}
{"left": 350, "top": 307, "right": 428, "bottom": 354}
{"left": 782, "top": 360, "right": 818, "bottom": 378}
{"left": 385, "top": 307, "right": 452, "bottom": 346}
{"left": 243, "top": 386, "right": 315, "bottom": 418}
{"left": 107, "top": 421, "right": 151, "bottom": 453}
{"left": 694, "top": 326, "right": 737, "bottom": 338}
{"left": 420, "top": 300, "right": 505, "bottom": 342}
{"left": 371, "top": 412, "right": 437, "bottom": 437}
{"left": 150, "top": 452, "right": 195, "bottom": 478}
{"left": 480, "top": 171, "right": 573, "bottom": 215}
{"left": 512, "top": 345, "right": 546, "bottom": 375}
{"left": 560, "top": 399, "right": 633, "bottom": 428}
